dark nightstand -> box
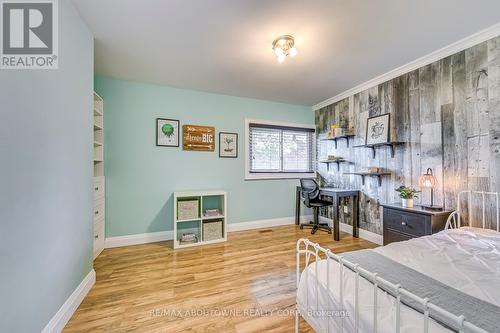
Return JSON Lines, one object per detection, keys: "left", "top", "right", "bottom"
{"left": 381, "top": 203, "right": 452, "bottom": 245}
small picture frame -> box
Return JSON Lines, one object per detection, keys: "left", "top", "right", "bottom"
{"left": 219, "top": 132, "right": 238, "bottom": 158}
{"left": 365, "top": 114, "right": 390, "bottom": 145}
{"left": 156, "top": 118, "right": 179, "bottom": 147}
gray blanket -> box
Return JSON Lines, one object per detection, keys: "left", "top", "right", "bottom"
{"left": 342, "top": 249, "right": 500, "bottom": 332}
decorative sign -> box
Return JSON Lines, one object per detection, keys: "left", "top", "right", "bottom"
{"left": 183, "top": 125, "right": 215, "bottom": 151}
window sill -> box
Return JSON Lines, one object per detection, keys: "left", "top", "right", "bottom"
{"left": 245, "top": 172, "right": 316, "bottom": 180}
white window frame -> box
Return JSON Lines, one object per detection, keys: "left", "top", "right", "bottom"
{"left": 245, "top": 118, "right": 316, "bottom": 180}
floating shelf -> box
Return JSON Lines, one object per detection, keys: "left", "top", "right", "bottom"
{"left": 321, "top": 134, "right": 355, "bottom": 148}
{"left": 352, "top": 142, "right": 405, "bottom": 158}
{"left": 319, "top": 159, "right": 348, "bottom": 171}
{"left": 344, "top": 172, "right": 391, "bottom": 186}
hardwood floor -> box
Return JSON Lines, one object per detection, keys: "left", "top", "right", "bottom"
{"left": 64, "top": 225, "right": 376, "bottom": 333}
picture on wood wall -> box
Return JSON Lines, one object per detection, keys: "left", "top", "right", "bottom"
{"left": 365, "top": 114, "right": 390, "bottom": 145}
{"left": 219, "top": 132, "right": 238, "bottom": 158}
{"left": 183, "top": 125, "right": 215, "bottom": 151}
{"left": 156, "top": 118, "right": 179, "bottom": 147}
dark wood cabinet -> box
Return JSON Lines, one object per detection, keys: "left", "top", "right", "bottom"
{"left": 381, "top": 203, "right": 452, "bottom": 245}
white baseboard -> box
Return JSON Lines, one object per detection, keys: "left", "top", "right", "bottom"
{"left": 42, "top": 269, "right": 96, "bottom": 333}
{"left": 105, "top": 230, "right": 174, "bottom": 248}
{"left": 104, "top": 215, "right": 382, "bottom": 248}
{"left": 104, "top": 216, "right": 311, "bottom": 248}
{"left": 320, "top": 216, "right": 383, "bottom": 245}
{"left": 227, "top": 215, "right": 310, "bottom": 232}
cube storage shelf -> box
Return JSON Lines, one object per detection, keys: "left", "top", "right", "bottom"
{"left": 173, "top": 190, "right": 227, "bottom": 249}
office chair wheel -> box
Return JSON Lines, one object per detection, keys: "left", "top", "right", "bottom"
{"left": 311, "top": 226, "right": 318, "bottom": 235}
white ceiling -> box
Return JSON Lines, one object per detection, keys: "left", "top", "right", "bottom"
{"left": 74, "top": 0, "right": 500, "bottom": 106}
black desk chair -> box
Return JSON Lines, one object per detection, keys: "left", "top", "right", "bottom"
{"left": 299, "top": 179, "right": 332, "bottom": 234}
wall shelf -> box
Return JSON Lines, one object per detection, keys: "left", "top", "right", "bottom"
{"left": 321, "top": 134, "right": 355, "bottom": 148}
{"left": 344, "top": 172, "right": 391, "bottom": 186}
{"left": 319, "top": 159, "right": 348, "bottom": 171}
{"left": 93, "top": 92, "right": 105, "bottom": 260}
{"left": 352, "top": 142, "right": 404, "bottom": 158}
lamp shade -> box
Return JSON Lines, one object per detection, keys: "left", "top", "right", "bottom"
{"left": 419, "top": 168, "right": 437, "bottom": 188}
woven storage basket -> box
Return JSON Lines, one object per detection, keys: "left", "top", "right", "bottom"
{"left": 177, "top": 199, "right": 199, "bottom": 220}
{"left": 203, "top": 220, "right": 223, "bottom": 241}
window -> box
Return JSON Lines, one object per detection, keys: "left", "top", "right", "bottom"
{"left": 245, "top": 119, "right": 315, "bottom": 180}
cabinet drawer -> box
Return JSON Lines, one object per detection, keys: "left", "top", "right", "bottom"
{"left": 93, "top": 198, "right": 105, "bottom": 222}
{"left": 383, "top": 229, "right": 413, "bottom": 245}
{"left": 93, "top": 178, "right": 104, "bottom": 200}
{"left": 384, "top": 209, "right": 428, "bottom": 237}
{"left": 94, "top": 219, "right": 105, "bottom": 258}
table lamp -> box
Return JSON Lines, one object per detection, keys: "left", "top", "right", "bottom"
{"left": 418, "top": 168, "right": 441, "bottom": 209}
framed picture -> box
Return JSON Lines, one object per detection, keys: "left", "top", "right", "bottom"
{"left": 365, "top": 114, "right": 390, "bottom": 145}
{"left": 156, "top": 118, "right": 179, "bottom": 147}
{"left": 219, "top": 132, "right": 238, "bottom": 158}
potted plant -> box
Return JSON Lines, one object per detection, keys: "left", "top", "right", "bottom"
{"left": 395, "top": 185, "right": 419, "bottom": 208}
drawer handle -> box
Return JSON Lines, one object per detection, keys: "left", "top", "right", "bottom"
{"left": 95, "top": 211, "right": 99, "bottom": 215}
{"left": 95, "top": 187, "right": 99, "bottom": 191}
{"left": 401, "top": 221, "right": 407, "bottom": 226}
{"left": 95, "top": 235, "right": 99, "bottom": 239}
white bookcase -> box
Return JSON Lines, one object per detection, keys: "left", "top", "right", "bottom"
{"left": 93, "top": 92, "right": 105, "bottom": 259}
{"left": 173, "top": 190, "right": 227, "bottom": 249}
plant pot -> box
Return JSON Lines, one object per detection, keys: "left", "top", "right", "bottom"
{"left": 401, "top": 198, "right": 414, "bottom": 208}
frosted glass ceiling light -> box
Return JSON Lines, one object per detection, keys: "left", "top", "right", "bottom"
{"left": 272, "top": 35, "right": 297, "bottom": 63}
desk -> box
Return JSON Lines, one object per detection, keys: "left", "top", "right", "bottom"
{"left": 295, "top": 187, "right": 360, "bottom": 241}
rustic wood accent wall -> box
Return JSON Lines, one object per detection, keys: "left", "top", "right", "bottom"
{"left": 316, "top": 37, "right": 500, "bottom": 235}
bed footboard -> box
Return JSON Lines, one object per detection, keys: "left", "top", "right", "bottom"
{"left": 295, "top": 239, "right": 489, "bottom": 333}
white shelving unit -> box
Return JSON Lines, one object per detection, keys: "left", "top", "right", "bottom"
{"left": 173, "top": 190, "right": 227, "bottom": 249}
{"left": 93, "top": 92, "right": 105, "bottom": 259}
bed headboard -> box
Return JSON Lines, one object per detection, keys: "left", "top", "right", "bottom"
{"left": 446, "top": 191, "right": 499, "bottom": 231}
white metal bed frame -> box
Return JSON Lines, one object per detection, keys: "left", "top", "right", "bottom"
{"left": 295, "top": 190, "right": 499, "bottom": 333}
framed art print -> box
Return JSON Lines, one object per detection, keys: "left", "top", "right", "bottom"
{"left": 365, "top": 114, "right": 390, "bottom": 145}
{"left": 156, "top": 118, "right": 179, "bottom": 147}
{"left": 219, "top": 132, "right": 238, "bottom": 158}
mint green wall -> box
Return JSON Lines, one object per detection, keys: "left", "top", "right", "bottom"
{"left": 0, "top": 1, "right": 93, "bottom": 331}
{"left": 95, "top": 76, "right": 313, "bottom": 237}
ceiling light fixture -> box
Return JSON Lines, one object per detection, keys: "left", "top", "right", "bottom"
{"left": 272, "top": 35, "right": 297, "bottom": 63}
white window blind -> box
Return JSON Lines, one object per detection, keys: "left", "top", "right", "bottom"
{"left": 249, "top": 123, "right": 315, "bottom": 173}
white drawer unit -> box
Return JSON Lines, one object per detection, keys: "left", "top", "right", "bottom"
{"left": 93, "top": 92, "right": 105, "bottom": 260}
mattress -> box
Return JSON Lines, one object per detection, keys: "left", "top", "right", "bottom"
{"left": 296, "top": 227, "right": 500, "bottom": 332}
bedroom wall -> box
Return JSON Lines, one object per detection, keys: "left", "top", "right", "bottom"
{"left": 0, "top": 0, "right": 94, "bottom": 331}
{"left": 316, "top": 36, "right": 500, "bottom": 235}
{"left": 94, "top": 76, "right": 313, "bottom": 238}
